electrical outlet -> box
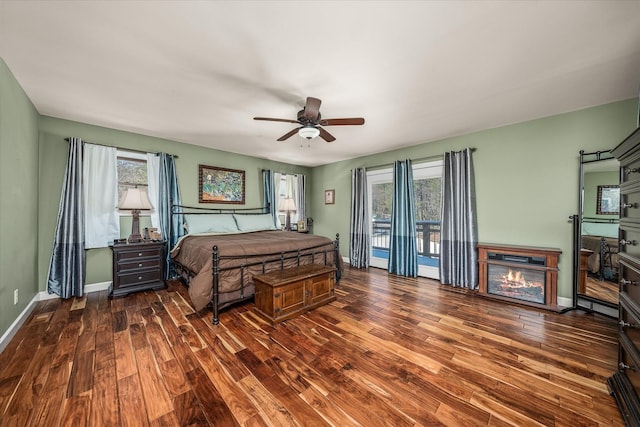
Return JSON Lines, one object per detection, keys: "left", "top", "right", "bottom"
{"left": 13, "top": 289, "right": 18, "bottom": 305}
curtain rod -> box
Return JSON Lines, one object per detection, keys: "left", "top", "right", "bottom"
{"left": 351, "top": 148, "right": 476, "bottom": 172}
{"left": 64, "top": 137, "right": 179, "bottom": 158}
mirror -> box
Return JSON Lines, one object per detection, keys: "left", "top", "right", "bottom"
{"left": 575, "top": 150, "right": 619, "bottom": 315}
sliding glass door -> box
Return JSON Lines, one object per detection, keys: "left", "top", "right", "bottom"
{"left": 369, "top": 170, "right": 393, "bottom": 269}
{"left": 367, "top": 160, "right": 442, "bottom": 278}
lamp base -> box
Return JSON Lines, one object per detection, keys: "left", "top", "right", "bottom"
{"left": 285, "top": 211, "right": 291, "bottom": 231}
{"left": 128, "top": 234, "right": 142, "bottom": 243}
{"left": 128, "top": 209, "right": 142, "bottom": 243}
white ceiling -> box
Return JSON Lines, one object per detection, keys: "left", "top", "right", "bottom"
{"left": 1, "top": 1, "right": 639, "bottom": 167}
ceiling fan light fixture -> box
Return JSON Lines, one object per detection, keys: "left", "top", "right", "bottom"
{"left": 298, "top": 126, "right": 320, "bottom": 140}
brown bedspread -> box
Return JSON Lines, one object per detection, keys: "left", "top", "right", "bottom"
{"left": 170, "top": 230, "right": 337, "bottom": 311}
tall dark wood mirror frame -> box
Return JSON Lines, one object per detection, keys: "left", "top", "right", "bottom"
{"left": 572, "top": 150, "right": 619, "bottom": 317}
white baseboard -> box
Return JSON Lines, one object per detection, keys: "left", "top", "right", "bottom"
{"left": 557, "top": 296, "right": 573, "bottom": 308}
{"left": 0, "top": 281, "right": 112, "bottom": 354}
{"left": 81, "top": 281, "right": 112, "bottom": 294}
{"left": 0, "top": 296, "right": 41, "bottom": 354}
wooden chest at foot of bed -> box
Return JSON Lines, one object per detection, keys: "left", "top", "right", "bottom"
{"left": 253, "top": 264, "right": 336, "bottom": 325}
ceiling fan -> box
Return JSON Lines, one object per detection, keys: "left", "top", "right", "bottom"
{"left": 254, "top": 97, "right": 365, "bottom": 142}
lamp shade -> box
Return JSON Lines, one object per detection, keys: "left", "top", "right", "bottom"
{"left": 298, "top": 126, "right": 320, "bottom": 140}
{"left": 118, "top": 188, "right": 153, "bottom": 210}
{"left": 280, "top": 197, "right": 296, "bottom": 211}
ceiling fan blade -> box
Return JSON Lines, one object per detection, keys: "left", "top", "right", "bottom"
{"left": 254, "top": 117, "right": 300, "bottom": 124}
{"left": 277, "top": 127, "right": 301, "bottom": 141}
{"left": 319, "top": 117, "right": 365, "bottom": 126}
{"left": 318, "top": 127, "right": 336, "bottom": 142}
{"left": 303, "top": 97, "right": 322, "bottom": 121}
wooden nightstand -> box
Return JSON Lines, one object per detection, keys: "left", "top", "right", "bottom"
{"left": 110, "top": 240, "right": 166, "bottom": 298}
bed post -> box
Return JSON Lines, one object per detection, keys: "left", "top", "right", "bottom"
{"left": 334, "top": 233, "right": 341, "bottom": 281}
{"left": 212, "top": 245, "right": 220, "bottom": 325}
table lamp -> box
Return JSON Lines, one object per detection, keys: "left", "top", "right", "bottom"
{"left": 280, "top": 197, "right": 296, "bottom": 231}
{"left": 118, "top": 187, "right": 153, "bottom": 242}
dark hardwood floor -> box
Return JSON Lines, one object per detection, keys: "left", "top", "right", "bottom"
{"left": 0, "top": 266, "right": 624, "bottom": 426}
{"left": 585, "top": 276, "right": 619, "bottom": 305}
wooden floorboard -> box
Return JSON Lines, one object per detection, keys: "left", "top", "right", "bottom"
{"left": 0, "top": 266, "right": 625, "bottom": 426}
{"left": 585, "top": 276, "right": 618, "bottom": 305}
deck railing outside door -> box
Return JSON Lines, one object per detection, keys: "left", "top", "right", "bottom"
{"left": 371, "top": 219, "right": 440, "bottom": 259}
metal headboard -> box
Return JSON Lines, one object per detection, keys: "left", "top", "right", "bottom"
{"left": 171, "top": 203, "right": 270, "bottom": 215}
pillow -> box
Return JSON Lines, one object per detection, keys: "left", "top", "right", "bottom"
{"left": 184, "top": 214, "right": 238, "bottom": 234}
{"left": 233, "top": 213, "right": 277, "bottom": 232}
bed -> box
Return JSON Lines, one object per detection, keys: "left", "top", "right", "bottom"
{"left": 581, "top": 218, "right": 619, "bottom": 280}
{"left": 170, "top": 205, "right": 341, "bottom": 324}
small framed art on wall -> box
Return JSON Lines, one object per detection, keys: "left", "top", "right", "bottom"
{"left": 324, "top": 189, "right": 335, "bottom": 205}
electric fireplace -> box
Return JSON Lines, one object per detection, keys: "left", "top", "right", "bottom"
{"left": 478, "top": 243, "right": 561, "bottom": 311}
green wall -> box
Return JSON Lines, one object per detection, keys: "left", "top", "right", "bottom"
{"left": 37, "top": 117, "right": 311, "bottom": 288}
{"left": 0, "top": 58, "right": 40, "bottom": 337}
{"left": 311, "top": 99, "right": 638, "bottom": 300}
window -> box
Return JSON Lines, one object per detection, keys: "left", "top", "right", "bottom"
{"left": 273, "top": 172, "right": 305, "bottom": 229}
{"left": 276, "top": 174, "right": 297, "bottom": 222}
{"left": 117, "top": 151, "right": 148, "bottom": 203}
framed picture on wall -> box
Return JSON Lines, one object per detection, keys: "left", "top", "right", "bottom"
{"left": 324, "top": 189, "right": 335, "bottom": 205}
{"left": 198, "top": 165, "right": 245, "bottom": 204}
{"left": 596, "top": 185, "right": 619, "bottom": 215}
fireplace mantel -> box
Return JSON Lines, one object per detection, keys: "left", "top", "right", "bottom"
{"left": 477, "top": 243, "right": 561, "bottom": 311}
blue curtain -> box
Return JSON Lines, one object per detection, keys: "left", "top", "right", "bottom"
{"left": 47, "top": 137, "right": 85, "bottom": 298}
{"left": 389, "top": 160, "right": 418, "bottom": 277}
{"left": 440, "top": 148, "right": 478, "bottom": 289}
{"left": 349, "top": 168, "right": 370, "bottom": 268}
{"left": 263, "top": 169, "right": 277, "bottom": 226}
{"left": 158, "top": 153, "right": 182, "bottom": 279}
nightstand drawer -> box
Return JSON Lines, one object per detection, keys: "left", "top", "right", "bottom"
{"left": 117, "top": 258, "right": 162, "bottom": 273}
{"left": 117, "top": 269, "right": 162, "bottom": 287}
{"left": 116, "top": 246, "right": 163, "bottom": 262}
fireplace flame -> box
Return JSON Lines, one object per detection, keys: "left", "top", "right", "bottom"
{"left": 502, "top": 269, "right": 528, "bottom": 287}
